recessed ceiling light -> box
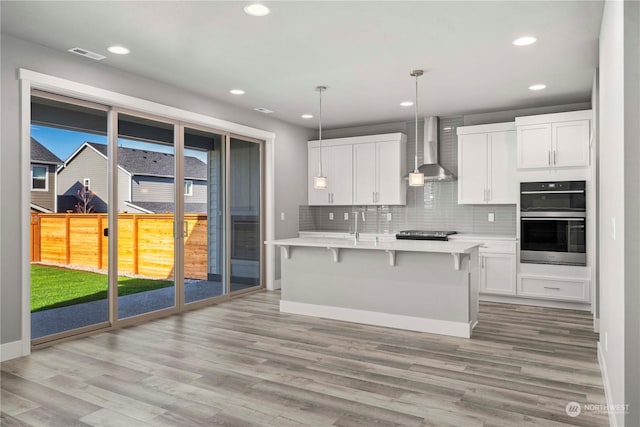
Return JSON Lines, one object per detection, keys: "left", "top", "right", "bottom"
{"left": 512, "top": 36, "right": 537, "bottom": 46}
{"left": 254, "top": 107, "right": 273, "bottom": 114}
{"left": 301, "top": 114, "right": 313, "bottom": 119}
{"left": 400, "top": 101, "right": 414, "bottom": 107}
{"left": 230, "top": 89, "right": 245, "bottom": 95}
{"left": 529, "top": 84, "right": 547, "bottom": 91}
{"left": 107, "top": 45, "right": 130, "bottom": 55}
{"left": 244, "top": 3, "right": 270, "bottom": 16}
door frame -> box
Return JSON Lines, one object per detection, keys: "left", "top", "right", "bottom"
{"left": 20, "top": 69, "right": 276, "bottom": 356}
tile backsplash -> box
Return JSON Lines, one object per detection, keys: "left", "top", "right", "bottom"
{"left": 300, "top": 116, "right": 517, "bottom": 236}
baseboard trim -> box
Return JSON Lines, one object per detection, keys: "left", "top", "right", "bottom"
{"left": 1, "top": 340, "right": 26, "bottom": 362}
{"left": 480, "top": 294, "right": 592, "bottom": 311}
{"left": 598, "top": 342, "right": 618, "bottom": 427}
{"left": 280, "top": 300, "right": 472, "bottom": 338}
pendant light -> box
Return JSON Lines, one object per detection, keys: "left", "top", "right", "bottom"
{"left": 408, "top": 70, "right": 425, "bottom": 187}
{"left": 313, "top": 85, "right": 328, "bottom": 189}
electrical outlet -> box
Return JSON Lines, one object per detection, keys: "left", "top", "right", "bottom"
{"left": 488, "top": 212, "right": 495, "bottom": 222}
{"left": 611, "top": 217, "right": 616, "bottom": 240}
{"left": 280, "top": 212, "right": 285, "bottom": 221}
{"left": 386, "top": 213, "right": 392, "bottom": 221}
{"left": 329, "top": 212, "right": 334, "bottom": 220}
{"left": 344, "top": 212, "right": 349, "bottom": 220}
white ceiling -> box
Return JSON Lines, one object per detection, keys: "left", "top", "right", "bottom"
{"left": 1, "top": 1, "right": 603, "bottom": 129}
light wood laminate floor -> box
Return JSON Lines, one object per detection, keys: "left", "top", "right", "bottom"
{"left": 1, "top": 291, "right": 607, "bottom": 426}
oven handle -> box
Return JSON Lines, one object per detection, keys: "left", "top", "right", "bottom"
{"left": 521, "top": 217, "right": 585, "bottom": 221}
{"left": 520, "top": 190, "right": 585, "bottom": 194}
{"left": 520, "top": 211, "right": 586, "bottom": 218}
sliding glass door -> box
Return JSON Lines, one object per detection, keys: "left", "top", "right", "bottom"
{"left": 30, "top": 93, "right": 264, "bottom": 344}
{"left": 116, "top": 112, "right": 177, "bottom": 320}
{"left": 30, "top": 93, "right": 111, "bottom": 342}
{"left": 183, "top": 126, "right": 227, "bottom": 304}
{"left": 229, "top": 137, "right": 263, "bottom": 293}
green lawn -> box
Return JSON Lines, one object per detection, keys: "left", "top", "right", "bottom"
{"left": 31, "top": 264, "right": 173, "bottom": 312}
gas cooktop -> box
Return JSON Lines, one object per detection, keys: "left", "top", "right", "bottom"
{"left": 395, "top": 230, "right": 457, "bottom": 241}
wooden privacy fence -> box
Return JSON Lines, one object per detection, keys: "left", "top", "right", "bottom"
{"left": 30, "top": 213, "right": 208, "bottom": 280}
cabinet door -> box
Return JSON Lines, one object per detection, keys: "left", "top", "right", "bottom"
{"left": 552, "top": 120, "right": 590, "bottom": 167}
{"left": 377, "top": 140, "right": 405, "bottom": 205}
{"left": 487, "top": 130, "right": 516, "bottom": 204}
{"left": 517, "top": 124, "right": 552, "bottom": 169}
{"left": 328, "top": 144, "right": 353, "bottom": 205}
{"left": 458, "top": 133, "right": 488, "bottom": 204}
{"left": 308, "top": 146, "right": 330, "bottom": 205}
{"left": 353, "top": 143, "right": 377, "bottom": 205}
{"left": 480, "top": 253, "right": 516, "bottom": 295}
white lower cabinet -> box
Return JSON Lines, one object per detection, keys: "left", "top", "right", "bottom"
{"left": 450, "top": 237, "right": 517, "bottom": 296}
{"left": 517, "top": 275, "right": 589, "bottom": 302}
{"left": 480, "top": 252, "right": 517, "bottom": 295}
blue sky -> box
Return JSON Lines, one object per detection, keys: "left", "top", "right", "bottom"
{"left": 31, "top": 125, "right": 207, "bottom": 162}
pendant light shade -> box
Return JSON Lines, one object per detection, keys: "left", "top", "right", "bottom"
{"left": 313, "top": 176, "right": 327, "bottom": 189}
{"left": 408, "top": 70, "right": 425, "bottom": 187}
{"left": 313, "top": 85, "right": 328, "bottom": 190}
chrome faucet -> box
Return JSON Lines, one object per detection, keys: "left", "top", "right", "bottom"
{"left": 351, "top": 210, "right": 365, "bottom": 242}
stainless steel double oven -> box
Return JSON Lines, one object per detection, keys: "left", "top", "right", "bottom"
{"left": 520, "top": 181, "right": 586, "bottom": 266}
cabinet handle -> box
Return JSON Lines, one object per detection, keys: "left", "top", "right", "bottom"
{"left": 544, "top": 286, "right": 560, "bottom": 290}
{"left": 548, "top": 150, "right": 551, "bottom": 166}
{"left": 487, "top": 189, "right": 491, "bottom": 201}
{"left": 553, "top": 150, "right": 556, "bottom": 165}
{"left": 328, "top": 193, "right": 331, "bottom": 204}
{"left": 331, "top": 193, "right": 334, "bottom": 204}
{"left": 376, "top": 192, "right": 379, "bottom": 203}
{"left": 373, "top": 192, "right": 376, "bottom": 203}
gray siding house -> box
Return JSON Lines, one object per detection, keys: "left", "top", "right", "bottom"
{"left": 30, "top": 138, "right": 63, "bottom": 213}
{"left": 57, "top": 142, "right": 207, "bottom": 213}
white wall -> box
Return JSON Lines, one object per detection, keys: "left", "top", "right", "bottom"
{"left": 597, "top": 1, "right": 626, "bottom": 426}
{"left": 623, "top": 1, "right": 640, "bottom": 425}
{"left": 1, "top": 34, "right": 312, "bottom": 347}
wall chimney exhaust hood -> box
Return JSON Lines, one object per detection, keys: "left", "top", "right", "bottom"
{"left": 406, "top": 116, "right": 456, "bottom": 182}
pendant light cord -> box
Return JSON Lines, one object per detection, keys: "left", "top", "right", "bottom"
{"left": 414, "top": 73, "right": 419, "bottom": 172}
{"left": 318, "top": 87, "right": 323, "bottom": 176}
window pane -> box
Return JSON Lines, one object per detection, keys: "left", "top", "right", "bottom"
{"left": 33, "top": 166, "right": 47, "bottom": 179}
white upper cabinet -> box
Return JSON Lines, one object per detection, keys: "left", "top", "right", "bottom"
{"left": 308, "top": 133, "right": 406, "bottom": 206}
{"left": 457, "top": 122, "right": 516, "bottom": 204}
{"left": 308, "top": 144, "right": 353, "bottom": 205}
{"left": 516, "top": 110, "right": 592, "bottom": 169}
{"left": 354, "top": 139, "right": 406, "bottom": 205}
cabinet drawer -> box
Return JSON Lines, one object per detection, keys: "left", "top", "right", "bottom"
{"left": 518, "top": 275, "right": 589, "bottom": 302}
{"left": 479, "top": 241, "right": 516, "bottom": 254}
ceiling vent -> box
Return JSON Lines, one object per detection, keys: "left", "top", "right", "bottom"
{"left": 254, "top": 107, "right": 274, "bottom": 114}
{"left": 68, "top": 47, "right": 106, "bottom": 61}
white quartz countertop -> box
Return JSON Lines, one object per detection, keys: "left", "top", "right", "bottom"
{"left": 298, "top": 231, "right": 516, "bottom": 242}
{"left": 268, "top": 237, "right": 480, "bottom": 254}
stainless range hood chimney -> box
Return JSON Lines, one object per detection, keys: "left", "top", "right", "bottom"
{"left": 415, "top": 116, "right": 456, "bottom": 181}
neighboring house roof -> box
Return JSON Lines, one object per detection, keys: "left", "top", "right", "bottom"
{"left": 83, "top": 142, "right": 207, "bottom": 179}
{"left": 31, "top": 138, "right": 63, "bottom": 165}
{"left": 30, "top": 203, "right": 53, "bottom": 213}
{"left": 126, "top": 201, "right": 207, "bottom": 214}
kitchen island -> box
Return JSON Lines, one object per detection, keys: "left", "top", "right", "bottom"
{"left": 269, "top": 236, "right": 480, "bottom": 338}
